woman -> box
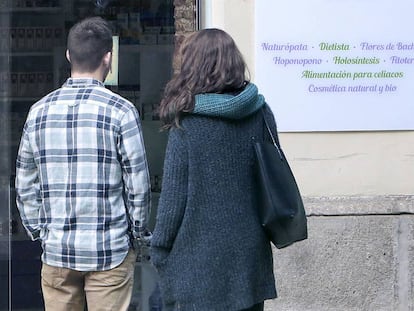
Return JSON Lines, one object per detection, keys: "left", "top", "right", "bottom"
{"left": 150, "top": 28, "right": 277, "bottom": 311}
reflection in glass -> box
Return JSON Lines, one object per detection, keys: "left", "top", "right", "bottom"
{"left": 2, "top": 1, "right": 175, "bottom": 310}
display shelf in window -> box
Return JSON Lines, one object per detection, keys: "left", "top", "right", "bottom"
{"left": 6, "top": 27, "right": 65, "bottom": 52}
{"left": 0, "top": 51, "right": 54, "bottom": 57}
{"left": 5, "top": 97, "right": 43, "bottom": 102}
{"left": 3, "top": 71, "right": 55, "bottom": 98}
{"left": 0, "top": 0, "right": 61, "bottom": 12}
{"left": 5, "top": 1, "right": 67, "bottom": 99}
{"left": 0, "top": 7, "right": 62, "bottom": 13}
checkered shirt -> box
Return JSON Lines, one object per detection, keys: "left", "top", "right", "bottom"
{"left": 15, "top": 78, "right": 151, "bottom": 271}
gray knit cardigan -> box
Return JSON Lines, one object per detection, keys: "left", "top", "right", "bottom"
{"left": 150, "top": 83, "right": 277, "bottom": 311}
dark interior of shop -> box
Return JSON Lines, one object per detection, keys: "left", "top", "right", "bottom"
{"left": 0, "top": 1, "right": 175, "bottom": 309}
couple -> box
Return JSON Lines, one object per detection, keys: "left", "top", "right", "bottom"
{"left": 15, "top": 17, "right": 277, "bottom": 311}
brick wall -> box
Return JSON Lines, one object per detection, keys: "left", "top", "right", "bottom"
{"left": 172, "top": 0, "right": 197, "bottom": 72}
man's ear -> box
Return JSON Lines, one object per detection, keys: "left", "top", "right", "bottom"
{"left": 66, "top": 49, "right": 71, "bottom": 63}
{"left": 103, "top": 51, "right": 112, "bottom": 67}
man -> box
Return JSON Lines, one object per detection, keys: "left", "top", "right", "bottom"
{"left": 15, "top": 17, "right": 151, "bottom": 311}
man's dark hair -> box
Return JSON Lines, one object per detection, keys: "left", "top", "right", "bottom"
{"left": 67, "top": 16, "right": 113, "bottom": 72}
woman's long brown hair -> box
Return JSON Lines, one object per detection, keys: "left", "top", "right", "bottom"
{"left": 158, "top": 28, "right": 248, "bottom": 129}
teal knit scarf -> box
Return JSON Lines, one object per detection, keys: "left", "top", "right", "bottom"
{"left": 193, "top": 83, "right": 265, "bottom": 119}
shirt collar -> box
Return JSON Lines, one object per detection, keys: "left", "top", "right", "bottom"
{"left": 63, "top": 78, "right": 104, "bottom": 88}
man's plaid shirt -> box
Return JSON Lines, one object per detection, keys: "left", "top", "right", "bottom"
{"left": 15, "top": 78, "right": 151, "bottom": 271}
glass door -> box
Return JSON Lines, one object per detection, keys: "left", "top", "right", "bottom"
{"left": 0, "top": 2, "right": 12, "bottom": 310}
{"left": 1, "top": 1, "right": 175, "bottom": 310}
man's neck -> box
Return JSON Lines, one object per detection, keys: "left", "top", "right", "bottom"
{"left": 71, "top": 70, "right": 104, "bottom": 82}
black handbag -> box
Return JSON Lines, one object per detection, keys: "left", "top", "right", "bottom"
{"left": 254, "top": 109, "right": 308, "bottom": 249}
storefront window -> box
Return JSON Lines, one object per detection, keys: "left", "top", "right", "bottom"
{"left": 0, "top": 1, "right": 174, "bottom": 309}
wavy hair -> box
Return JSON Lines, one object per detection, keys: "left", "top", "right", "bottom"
{"left": 159, "top": 28, "right": 249, "bottom": 129}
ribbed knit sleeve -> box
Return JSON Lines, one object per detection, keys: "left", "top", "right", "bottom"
{"left": 151, "top": 128, "right": 188, "bottom": 267}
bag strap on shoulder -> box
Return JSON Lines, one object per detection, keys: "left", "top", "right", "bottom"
{"left": 261, "top": 108, "right": 282, "bottom": 158}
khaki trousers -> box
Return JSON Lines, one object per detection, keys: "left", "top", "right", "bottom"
{"left": 41, "top": 249, "right": 137, "bottom": 311}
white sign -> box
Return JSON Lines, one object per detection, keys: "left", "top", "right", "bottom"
{"left": 255, "top": 0, "right": 414, "bottom": 132}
